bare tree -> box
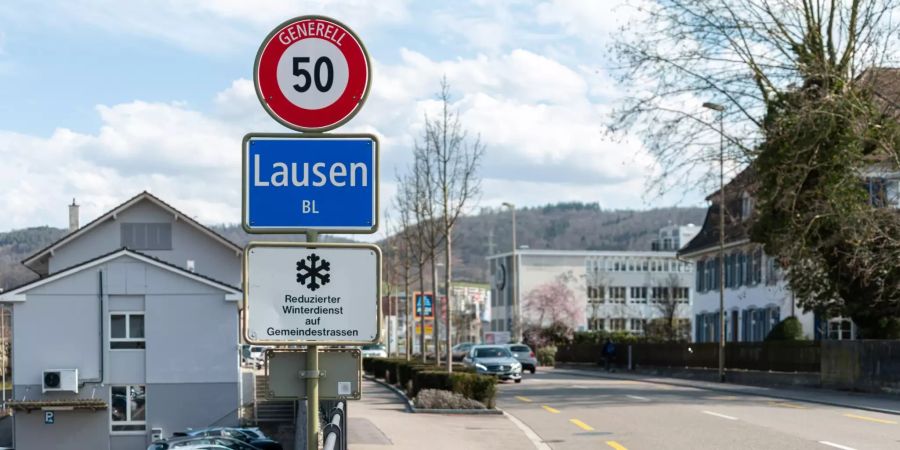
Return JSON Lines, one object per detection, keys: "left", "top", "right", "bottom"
{"left": 612, "top": 0, "right": 900, "bottom": 337}
{"left": 423, "top": 78, "right": 484, "bottom": 372}
{"left": 646, "top": 274, "right": 691, "bottom": 342}
{"left": 611, "top": 0, "right": 900, "bottom": 194}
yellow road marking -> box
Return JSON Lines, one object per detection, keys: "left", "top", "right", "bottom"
{"left": 541, "top": 405, "right": 560, "bottom": 414}
{"left": 606, "top": 441, "right": 628, "bottom": 450}
{"left": 843, "top": 413, "right": 897, "bottom": 424}
{"left": 569, "top": 418, "right": 594, "bottom": 431}
{"left": 515, "top": 396, "right": 533, "bottom": 403}
{"left": 769, "top": 401, "right": 808, "bottom": 409}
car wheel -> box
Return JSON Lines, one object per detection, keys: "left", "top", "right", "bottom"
{"left": 530, "top": 367, "right": 536, "bottom": 374}
{"left": 515, "top": 379, "right": 522, "bottom": 384}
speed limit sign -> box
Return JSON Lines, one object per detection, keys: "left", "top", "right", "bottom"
{"left": 254, "top": 16, "right": 371, "bottom": 132}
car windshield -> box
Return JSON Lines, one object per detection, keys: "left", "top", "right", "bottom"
{"left": 509, "top": 345, "right": 530, "bottom": 352}
{"left": 362, "top": 344, "right": 385, "bottom": 350}
{"left": 475, "top": 347, "right": 511, "bottom": 358}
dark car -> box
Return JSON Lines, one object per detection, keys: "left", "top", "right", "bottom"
{"left": 507, "top": 344, "right": 538, "bottom": 374}
{"left": 181, "top": 428, "right": 281, "bottom": 450}
{"left": 148, "top": 436, "right": 261, "bottom": 450}
{"left": 450, "top": 342, "right": 475, "bottom": 361}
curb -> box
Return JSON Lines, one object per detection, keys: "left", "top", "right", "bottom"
{"left": 363, "top": 375, "right": 502, "bottom": 415}
{"left": 553, "top": 365, "right": 900, "bottom": 417}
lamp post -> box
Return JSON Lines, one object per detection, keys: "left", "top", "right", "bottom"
{"left": 501, "top": 202, "right": 519, "bottom": 342}
{"left": 703, "top": 101, "right": 726, "bottom": 383}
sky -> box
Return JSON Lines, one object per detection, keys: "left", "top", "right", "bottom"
{"left": 0, "top": 0, "right": 706, "bottom": 239}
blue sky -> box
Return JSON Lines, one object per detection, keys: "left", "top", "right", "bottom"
{"left": 0, "top": 0, "right": 705, "bottom": 236}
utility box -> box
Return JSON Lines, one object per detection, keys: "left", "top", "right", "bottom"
{"left": 266, "top": 348, "right": 361, "bottom": 400}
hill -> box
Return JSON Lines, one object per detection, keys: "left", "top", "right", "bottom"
{"left": 447, "top": 202, "right": 706, "bottom": 282}
{"left": 0, "top": 202, "right": 706, "bottom": 289}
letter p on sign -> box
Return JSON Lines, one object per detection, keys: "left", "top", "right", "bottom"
{"left": 44, "top": 411, "right": 54, "bottom": 424}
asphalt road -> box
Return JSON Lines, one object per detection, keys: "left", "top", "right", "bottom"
{"left": 497, "top": 367, "right": 900, "bottom": 450}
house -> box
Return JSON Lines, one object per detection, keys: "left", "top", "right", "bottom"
{"left": 0, "top": 192, "right": 244, "bottom": 450}
{"left": 680, "top": 68, "right": 900, "bottom": 343}
{"left": 677, "top": 170, "right": 822, "bottom": 343}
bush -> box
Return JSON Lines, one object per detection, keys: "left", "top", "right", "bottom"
{"left": 536, "top": 346, "right": 556, "bottom": 366}
{"left": 766, "top": 316, "right": 804, "bottom": 341}
{"left": 413, "top": 389, "right": 486, "bottom": 409}
{"left": 411, "top": 370, "right": 497, "bottom": 408}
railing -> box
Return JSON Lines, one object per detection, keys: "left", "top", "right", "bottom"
{"left": 322, "top": 400, "right": 347, "bottom": 450}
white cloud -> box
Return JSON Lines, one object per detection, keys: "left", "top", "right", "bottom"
{"left": 17, "top": 0, "right": 411, "bottom": 54}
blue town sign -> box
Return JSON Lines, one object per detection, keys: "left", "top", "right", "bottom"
{"left": 243, "top": 133, "right": 378, "bottom": 233}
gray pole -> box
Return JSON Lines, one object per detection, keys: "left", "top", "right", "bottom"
{"left": 306, "top": 231, "right": 320, "bottom": 450}
{"left": 703, "top": 102, "right": 726, "bottom": 384}
{"left": 717, "top": 110, "right": 726, "bottom": 383}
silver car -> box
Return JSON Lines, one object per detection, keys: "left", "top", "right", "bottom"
{"left": 463, "top": 345, "right": 522, "bottom": 383}
{"left": 507, "top": 344, "right": 538, "bottom": 374}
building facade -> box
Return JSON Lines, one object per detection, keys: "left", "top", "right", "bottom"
{"left": 487, "top": 247, "right": 694, "bottom": 337}
{"left": 0, "top": 192, "right": 244, "bottom": 450}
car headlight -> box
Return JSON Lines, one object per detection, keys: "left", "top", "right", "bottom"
{"left": 475, "top": 363, "right": 487, "bottom": 371}
{"left": 512, "top": 362, "right": 522, "bottom": 371}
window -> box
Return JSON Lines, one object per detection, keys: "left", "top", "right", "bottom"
{"left": 753, "top": 250, "right": 763, "bottom": 285}
{"left": 588, "top": 285, "right": 605, "bottom": 304}
{"left": 111, "top": 313, "right": 145, "bottom": 349}
{"left": 629, "top": 287, "right": 646, "bottom": 303}
{"left": 741, "top": 192, "right": 754, "bottom": 220}
{"left": 696, "top": 260, "right": 705, "bottom": 292}
{"left": 111, "top": 385, "right": 146, "bottom": 432}
{"left": 705, "top": 259, "right": 716, "bottom": 291}
{"left": 630, "top": 319, "right": 646, "bottom": 332}
{"left": 588, "top": 318, "right": 604, "bottom": 331}
{"left": 609, "top": 318, "right": 626, "bottom": 331}
{"left": 121, "top": 223, "right": 173, "bottom": 250}
{"left": 737, "top": 252, "right": 746, "bottom": 287}
{"left": 766, "top": 257, "right": 779, "bottom": 285}
{"left": 609, "top": 287, "right": 626, "bottom": 303}
{"left": 828, "top": 319, "right": 853, "bottom": 340}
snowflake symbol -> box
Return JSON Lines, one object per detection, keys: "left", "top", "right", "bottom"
{"left": 296, "top": 253, "right": 331, "bottom": 291}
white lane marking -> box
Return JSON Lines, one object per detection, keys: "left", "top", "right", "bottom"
{"left": 818, "top": 441, "right": 857, "bottom": 450}
{"left": 702, "top": 410, "right": 738, "bottom": 420}
{"left": 500, "top": 408, "right": 553, "bottom": 450}
{"left": 626, "top": 395, "right": 650, "bottom": 401}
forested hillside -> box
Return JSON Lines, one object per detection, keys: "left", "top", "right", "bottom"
{"left": 0, "top": 202, "right": 706, "bottom": 289}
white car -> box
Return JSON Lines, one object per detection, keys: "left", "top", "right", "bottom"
{"left": 361, "top": 343, "right": 387, "bottom": 358}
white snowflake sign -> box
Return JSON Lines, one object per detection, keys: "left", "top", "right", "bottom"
{"left": 243, "top": 242, "right": 381, "bottom": 344}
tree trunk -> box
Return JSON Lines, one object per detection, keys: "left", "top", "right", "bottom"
{"left": 445, "top": 222, "right": 453, "bottom": 372}
{"left": 418, "top": 262, "right": 426, "bottom": 364}
{"left": 431, "top": 254, "right": 441, "bottom": 365}
{"left": 404, "top": 250, "right": 411, "bottom": 361}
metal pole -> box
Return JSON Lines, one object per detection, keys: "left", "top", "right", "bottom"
{"left": 717, "top": 111, "right": 726, "bottom": 383}
{"left": 307, "top": 231, "right": 320, "bottom": 450}
{"left": 511, "top": 206, "right": 518, "bottom": 342}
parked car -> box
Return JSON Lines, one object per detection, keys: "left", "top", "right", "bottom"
{"left": 361, "top": 343, "right": 387, "bottom": 358}
{"left": 507, "top": 343, "right": 538, "bottom": 374}
{"left": 462, "top": 345, "right": 522, "bottom": 383}
{"left": 180, "top": 428, "right": 281, "bottom": 450}
{"left": 450, "top": 342, "right": 475, "bottom": 361}
{"left": 149, "top": 435, "right": 266, "bottom": 450}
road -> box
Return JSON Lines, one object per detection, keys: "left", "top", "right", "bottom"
{"left": 497, "top": 367, "right": 900, "bottom": 450}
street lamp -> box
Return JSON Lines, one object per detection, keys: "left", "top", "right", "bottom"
{"left": 501, "top": 202, "right": 519, "bottom": 342}
{"left": 703, "top": 101, "right": 726, "bottom": 383}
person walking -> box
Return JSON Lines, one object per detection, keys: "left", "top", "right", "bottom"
{"left": 602, "top": 339, "right": 617, "bottom": 372}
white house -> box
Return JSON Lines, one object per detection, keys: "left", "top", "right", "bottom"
{"left": 0, "top": 192, "right": 244, "bottom": 450}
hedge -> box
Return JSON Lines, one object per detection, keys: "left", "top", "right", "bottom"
{"left": 363, "top": 358, "right": 495, "bottom": 408}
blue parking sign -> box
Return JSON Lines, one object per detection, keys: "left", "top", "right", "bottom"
{"left": 44, "top": 411, "right": 54, "bottom": 424}
{"left": 243, "top": 134, "right": 378, "bottom": 233}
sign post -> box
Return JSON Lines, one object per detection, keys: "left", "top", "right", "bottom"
{"left": 249, "top": 14, "right": 375, "bottom": 450}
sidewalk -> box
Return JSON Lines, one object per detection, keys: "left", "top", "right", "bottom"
{"left": 555, "top": 364, "right": 900, "bottom": 416}
{"left": 349, "top": 379, "right": 536, "bottom": 449}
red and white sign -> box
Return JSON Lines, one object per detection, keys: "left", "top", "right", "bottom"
{"left": 254, "top": 16, "right": 370, "bottom": 132}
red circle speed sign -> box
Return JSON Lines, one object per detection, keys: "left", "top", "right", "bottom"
{"left": 254, "top": 16, "right": 371, "bottom": 132}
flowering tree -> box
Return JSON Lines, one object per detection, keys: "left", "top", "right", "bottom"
{"left": 524, "top": 275, "right": 583, "bottom": 329}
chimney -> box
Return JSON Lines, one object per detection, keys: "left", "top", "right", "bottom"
{"left": 68, "top": 198, "right": 79, "bottom": 232}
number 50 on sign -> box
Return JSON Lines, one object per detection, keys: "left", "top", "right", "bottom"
{"left": 254, "top": 15, "right": 371, "bottom": 132}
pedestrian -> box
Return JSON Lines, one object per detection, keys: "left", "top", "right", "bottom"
{"left": 602, "top": 339, "right": 616, "bottom": 372}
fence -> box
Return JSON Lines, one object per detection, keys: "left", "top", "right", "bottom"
{"left": 321, "top": 400, "right": 347, "bottom": 450}
{"left": 821, "top": 340, "right": 900, "bottom": 394}
{"left": 557, "top": 341, "right": 822, "bottom": 373}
